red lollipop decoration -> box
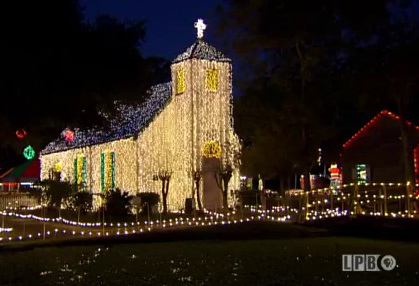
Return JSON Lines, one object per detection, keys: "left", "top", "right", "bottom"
{"left": 16, "top": 129, "right": 27, "bottom": 139}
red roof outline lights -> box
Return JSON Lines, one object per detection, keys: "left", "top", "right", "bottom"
{"left": 342, "top": 110, "right": 419, "bottom": 149}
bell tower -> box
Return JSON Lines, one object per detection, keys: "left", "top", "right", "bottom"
{"left": 169, "top": 19, "right": 238, "bottom": 210}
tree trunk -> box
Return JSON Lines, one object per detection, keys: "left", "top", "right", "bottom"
{"left": 161, "top": 179, "right": 167, "bottom": 214}
{"left": 297, "top": 40, "right": 310, "bottom": 223}
{"left": 303, "top": 169, "right": 311, "bottom": 192}
{"left": 295, "top": 41, "right": 306, "bottom": 102}
{"left": 398, "top": 87, "right": 415, "bottom": 214}
{"left": 163, "top": 179, "right": 170, "bottom": 214}
{"left": 195, "top": 180, "right": 203, "bottom": 211}
{"left": 223, "top": 178, "right": 229, "bottom": 210}
{"left": 162, "top": 192, "right": 167, "bottom": 214}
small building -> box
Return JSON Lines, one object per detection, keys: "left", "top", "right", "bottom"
{"left": 39, "top": 20, "right": 241, "bottom": 211}
{"left": 0, "top": 159, "right": 40, "bottom": 191}
{"left": 341, "top": 110, "right": 419, "bottom": 185}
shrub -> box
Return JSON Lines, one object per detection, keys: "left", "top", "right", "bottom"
{"left": 136, "top": 192, "right": 160, "bottom": 214}
{"left": 105, "top": 188, "right": 133, "bottom": 218}
{"left": 72, "top": 191, "right": 93, "bottom": 214}
{"left": 40, "top": 179, "right": 74, "bottom": 208}
{"left": 26, "top": 186, "right": 43, "bottom": 204}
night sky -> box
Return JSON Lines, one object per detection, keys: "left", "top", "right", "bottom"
{"left": 82, "top": 0, "right": 223, "bottom": 60}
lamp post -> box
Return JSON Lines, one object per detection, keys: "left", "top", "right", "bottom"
{"left": 101, "top": 194, "right": 105, "bottom": 235}
{"left": 43, "top": 207, "right": 46, "bottom": 240}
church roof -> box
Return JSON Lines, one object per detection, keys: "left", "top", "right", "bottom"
{"left": 172, "top": 40, "right": 231, "bottom": 63}
{"left": 40, "top": 82, "right": 172, "bottom": 155}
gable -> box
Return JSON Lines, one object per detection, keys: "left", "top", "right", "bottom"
{"left": 41, "top": 82, "right": 172, "bottom": 155}
{"left": 343, "top": 110, "right": 419, "bottom": 151}
{"left": 172, "top": 40, "right": 231, "bottom": 63}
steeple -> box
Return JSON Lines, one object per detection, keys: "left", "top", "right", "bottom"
{"left": 172, "top": 19, "right": 231, "bottom": 64}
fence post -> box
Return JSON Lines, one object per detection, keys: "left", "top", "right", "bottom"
{"left": 383, "top": 185, "right": 388, "bottom": 215}
{"left": 406, "top": 182, "right": 413, "bottom": 215}
{"left": 350, "top": 184, "right": 359, "bottom": 216}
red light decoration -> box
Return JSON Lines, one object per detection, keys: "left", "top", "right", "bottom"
{"left": 414, "top": 145, "right": 419, "bottom": 193}
{"left": 329, "top": 164, "right": 340, "bottom": 180}
{"left": 62, "top": 128, "right": 75, "bottom": 142}
{"left": 15, "top": 129, "right": 27, "bottom": 139}
{"left": 343, "top": 110, "right": 419, "bottom": 149}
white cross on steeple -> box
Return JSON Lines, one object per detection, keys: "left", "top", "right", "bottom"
{"left": 194, "top": 19, "right": 206, "bottom": 39}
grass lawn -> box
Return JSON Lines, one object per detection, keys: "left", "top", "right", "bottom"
{"left": 0, "top": 223, "right": 418, "bottom": 285}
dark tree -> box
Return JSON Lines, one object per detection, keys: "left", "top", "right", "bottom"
{"left": 216, "top": 0, "right": 412, "bottom": 192}
{"left": 214, "top": 164, "right": 233, "bottom": 211}
{"left": 0, "top": 1, "right": 170, "bottom": 168}
{"left": 158, "top": 170, "right": 172, "bottom": 214}
{"left": 192, "top": 170, "right": 203, "bottom": 211}
{"left": 105, "top": 188, "right": 133, "bottom": 218}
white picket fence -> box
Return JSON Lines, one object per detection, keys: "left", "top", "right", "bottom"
{"left": 0, "top": 193, "right": 39, "bottom": 210}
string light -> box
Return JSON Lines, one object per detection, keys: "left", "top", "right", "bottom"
{"left": 54, "top": 162, "right": 62, "bottom": 172}
{"left": 205, "top": 68, "right": 218, "bottom": 92}
{"left": 0, "top": 209, "right": 290, "bottom": 243}
{"left": 203, "top": 141, "right": 222, "bottom": 158}
{"left": 62, "top": 128, "right": 75, "bottom": 142}
{"left": 343, "top": 110, "right": 419, "bottom": 149}
{"left": 414, "top": 146, "right": 419, "bottom": 193}
{"left": 176, "top": 69, "right": 186, "bottom": 94}
{"left": 173, "top": 40, "right": 231, "bottom": 63}
{"left": 194, "top": 18, "right": 206, "bottom": 39}
{"left": 23, "top": 145, "right": 35, "bottom": 160}
{"left": 73, "top": 155, "right": 86, "bottom": 185}
{"left": 15, "top": 129, "right": 27, "bottom": 139}
{"left": 40, "top": 22, "right": 240, "bottom": 211}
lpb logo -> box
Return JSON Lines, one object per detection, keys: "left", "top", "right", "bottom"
{"left": 342, "top": 254, "right": 397, "bottom": 271}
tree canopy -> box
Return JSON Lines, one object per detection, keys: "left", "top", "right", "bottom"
{"left": 217, "top": 0, "right": 419, "bottom": 189}
{"left": 0, "top": 0, "right": 170, "bottom": 168}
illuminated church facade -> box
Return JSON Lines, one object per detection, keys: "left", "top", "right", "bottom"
{"left": 40, "top": 20, "right": 241, "bottom": 211}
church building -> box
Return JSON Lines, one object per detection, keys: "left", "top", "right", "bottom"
{"left": 39, "top": 19, "right": 241, "bottom": 211}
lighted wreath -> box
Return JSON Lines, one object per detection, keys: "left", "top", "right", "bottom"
{"left": 16, "top": 129, "right": 27, "bottom": 139}
{"left": 203, "top": 141, "right": 222, "bottom": 158}
{"left": 55, "top": 162, "right": 63, "bottom": 172}
{"left": 62, "top": 128, "right": 75, "bottom": 142}
{"left": 23, "top": 145, "right": 35, "bottom": 160}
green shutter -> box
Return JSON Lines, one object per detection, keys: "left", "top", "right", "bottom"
{"left": 82, "top": 156, "right": 87, "bottom": 188}
{"left": 73, "top": 158, "right": 78, "bottom": 184}
{"left": 101, "top": 153, "right": 105, "bottom": 191}
{"left": 111, "top": 152, "right": 115, "bottom": 190}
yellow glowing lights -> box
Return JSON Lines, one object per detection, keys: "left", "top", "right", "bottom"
{"left": 176, "top": 69, "right": 186, "bottom": 94}
{"left": 206, "top": 68, "right": 218, "bottom": 92}
{"left": 76, "top": 155, "right": 85, "bottom": 185}
{"left": 54, "top": 162, "right": 62, "bottom": 172}
{"left": 101, "top": 152, "right": 115, "bottom": 191}
{"left": 41, "top": 40, "right": 241, "bottom": 211}
{"left": 203, "top": 141, "right": 222, "bottom": 158}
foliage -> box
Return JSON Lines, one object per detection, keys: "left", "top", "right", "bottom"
{"left": 40, "top": 179, "right": 75, "bottom": 208}
{"left": 0, "top": 0, "right": 170, "bottom": 167}
{"left": 71, "top": 191, "right": 93, "bottom": 214}
{"left": 136, "top": 192, "right": 160, "bottom": 214}
{"left": 26, "top": 185, "right": 43, "bottom": 204}
{"left": 214, "top": 164, "right": 233, "bottom": 210}
{"left": 217, "top": 0, "right": 418, "bottom": 190}
{"left": 104, "top": 188, "right": 133, "bottom": 218}
{"left": 192, "top": 170, "right": 203, "bottom": 211}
